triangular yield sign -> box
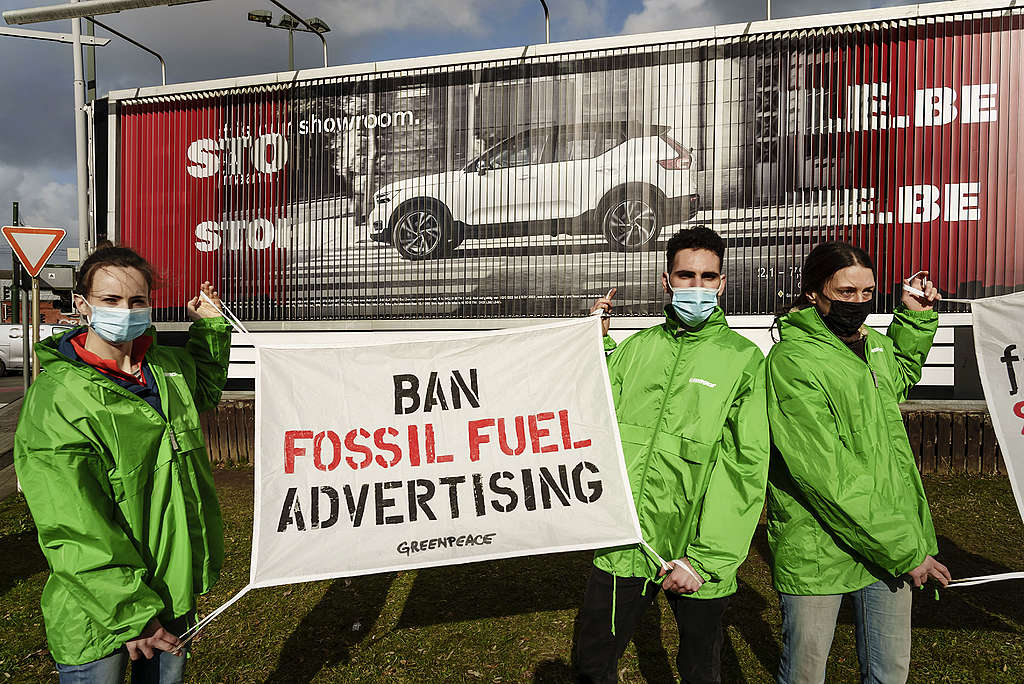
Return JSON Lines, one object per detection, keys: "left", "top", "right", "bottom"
{"left": 2, "top": 226, "right": 66, "bottom": 278}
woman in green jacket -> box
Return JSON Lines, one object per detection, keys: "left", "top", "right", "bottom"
{"left": 766, "top": 241, "right": 951, "bottom": 684}
{"left": 14, "top": 246, "right": 231, "bottom": 683}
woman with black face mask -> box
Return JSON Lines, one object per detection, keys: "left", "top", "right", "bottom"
{"left": 765, "top": 241, "right": 952, "bottom": 684}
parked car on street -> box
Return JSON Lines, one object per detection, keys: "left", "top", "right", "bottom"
{"left": 0, "top": 325, "right": 73, "bottom": 375}
{"left": 366, "top": 121, "right": 700, "bottom": 259}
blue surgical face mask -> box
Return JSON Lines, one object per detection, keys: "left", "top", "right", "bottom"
{"left": 670, "top": 286, "right": 719, "bottom": 327}
{"left": 76, "top": 295, "right": 152, "bottom": 344}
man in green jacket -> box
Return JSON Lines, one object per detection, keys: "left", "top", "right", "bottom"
{"left": 575, "top": 226, "right": 770, "bottom": 684}
{"left": 15, "top": 246, "right": 231, "bottom": 683}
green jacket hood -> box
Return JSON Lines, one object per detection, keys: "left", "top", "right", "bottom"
{"left": 776, "top": 305, "right": 867, "bottom": 347}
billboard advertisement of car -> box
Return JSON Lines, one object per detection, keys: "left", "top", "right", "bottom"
{"left": 113, "top": 3, "right": 1023, "bottom": 321}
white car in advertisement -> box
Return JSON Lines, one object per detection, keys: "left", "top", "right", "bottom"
{"left": 365, "top": 121, "right": 700, "bottom": 260}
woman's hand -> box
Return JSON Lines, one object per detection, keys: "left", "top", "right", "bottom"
{"left": 125, "top": 618, "right": 184, "bottom": 660}
{"left": 187, "top": 281, "right": 222, "bottom": 321}
{"left": 902, "top": 271, "right": 941, "bottom": 311}
{"left": 906, "top": 555, "right": 952, "bottom": 588}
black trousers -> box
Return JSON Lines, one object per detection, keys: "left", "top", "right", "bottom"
{"left": 575, "top": 566, "right": 729, "bottom": 684}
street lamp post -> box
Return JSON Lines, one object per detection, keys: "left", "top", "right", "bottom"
{"left": 71, "top": 1, "right": 88, "bottom": 258}
{"left": 539, "top": 0, "right": 549, "bottom": 44}
{"left": 247, "top": 7, "right": 330, "bottom": 70}
{"left": 86, "top": 17, "right": 167, "bottom": 85}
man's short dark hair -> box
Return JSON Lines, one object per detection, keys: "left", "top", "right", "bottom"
{"left": 665, "top": 226, "right": 725, "bottom": 271}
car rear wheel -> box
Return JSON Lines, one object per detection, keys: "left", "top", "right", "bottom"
{"left": 393, "top": 203, "right": 451, "bottom": 260}
{"left": 601, "top": 194, "right": 662, "bottom": 251}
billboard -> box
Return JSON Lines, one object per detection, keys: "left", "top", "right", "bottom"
{"left": 112, "top": 2, "right": 1024, "bottom": 321}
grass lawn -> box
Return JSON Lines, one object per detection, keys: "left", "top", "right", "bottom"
{"left": 2, "top": 472, "right": 1023, "bottom": 683}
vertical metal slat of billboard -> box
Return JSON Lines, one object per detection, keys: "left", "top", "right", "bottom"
{"left": 1012, "top": 9, "right": 1024, "bottom": 291}
{"left": 993, "top": 9, "right": 1012, "bottom": 303}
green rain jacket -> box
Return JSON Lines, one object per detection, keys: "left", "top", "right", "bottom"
{"left": 14, "top": 318, "right": 231, "bottom": 665}
{"left": 593, "top": 307, "right": 769, "bottom": 599}
{"left": 766, "top": 306, "right": 939, "bottom": 595}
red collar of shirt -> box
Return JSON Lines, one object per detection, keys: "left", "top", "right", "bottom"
{"left": 70, "top": 330, "right": 153, "bottom": 385}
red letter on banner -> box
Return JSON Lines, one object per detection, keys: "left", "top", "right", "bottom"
{"left": 284, "top": 430, "right": 313, "bottom": 474}
{"left": 468, "top": 419, "right": 495, "bottom": 462}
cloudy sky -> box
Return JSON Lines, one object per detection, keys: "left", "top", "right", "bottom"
{"left": 0, "top": 0, "right": 941, "bottom": 265}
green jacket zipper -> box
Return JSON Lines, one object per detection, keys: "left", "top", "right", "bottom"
{"left": 631, "top": 324, "right": 688, "bottom": 576}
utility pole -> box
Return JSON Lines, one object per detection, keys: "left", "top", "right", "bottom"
{"left": 71, "top": 0, "right": 90, "bottom": 259}
{"left": 10, "top": 203, "right": 20, "bottom": 324}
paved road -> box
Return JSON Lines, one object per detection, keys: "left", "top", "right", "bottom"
{"left": 0, "top": 374, "right": 26, "bottom": 410}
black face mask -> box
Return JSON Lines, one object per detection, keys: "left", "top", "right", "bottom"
{"left": 819, "top": 297, "right": 872, "bottom": 337}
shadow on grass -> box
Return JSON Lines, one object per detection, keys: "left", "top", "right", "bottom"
{"left": 0, "top": 529, "right": 46, "bottom": 596}
{"left": 264, "top": 572, "right": 395, "bottom": 684}
{"left": 532, "top": 658, "right": 575, "bottom": 683}
{"left": 721, "top": 578, "right": 780, "bottom": 682}
{"left": 397, "top": 552, "right": 593, "bottom": 626}
{"left": 910, "top": 535, "right": 1024, "bottom": 631}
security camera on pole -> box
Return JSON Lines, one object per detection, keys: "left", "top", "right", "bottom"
{"left": 1, "top": 226, "right": 66, "bottom": 382}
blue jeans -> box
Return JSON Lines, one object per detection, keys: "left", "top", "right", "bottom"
{"left": 777, "top": 579, "right": 912, "bottom": 684}
{"left": 55, "top": 614, "right": 192, "bottom": 684}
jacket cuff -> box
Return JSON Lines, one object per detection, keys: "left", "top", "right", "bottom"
{"left": 686, "top": 555, "right": 715, "bottom": 583}
{"left": 895, "top": 306, "right": 938, "bottom": 321}
{"left": 603, "top": 335, "right": 617, "bottom": 352}
{"left": 190, "top": 316, "right": 230, "bottom": 332}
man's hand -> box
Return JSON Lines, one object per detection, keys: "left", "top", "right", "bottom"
{"left": 187, "top": 281, "right": 222, "bottom": 321}
{"left": 589, "top": 287, "right": 617, "bottom": 337}
{"left": 902, "top": 271, "right": 941, "bottom": 311}
{"left": 125, "top": 618, "right": 184, "bottom": 661}
{"left": 906, "top": 555, "right": 952, "bottom": 588}
{"left": 658, "top": 557, "right": 704, "bottom": 594}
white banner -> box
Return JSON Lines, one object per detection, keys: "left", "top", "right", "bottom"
{"left": 248, "top": 317, "right": 642, "bottom": 588}
{"left": 972, "top": 291, "right": 1024, "bottom": 525}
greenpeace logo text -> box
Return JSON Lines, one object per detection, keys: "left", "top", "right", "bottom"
{"left": 397, "top": 533, "right": 496, "bottom": 557}
{"left": 688, "top": 378, "right": 717, "bottom": 388}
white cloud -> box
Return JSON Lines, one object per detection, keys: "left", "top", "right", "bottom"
{"left": 310, "top": 0, "right": 492, "bottom": 36}
{"left": 0, "top": 163, "right": 79, "bottom": 259}
{"left": 622, "top": 0, "right": 725, "bottom": 35}
{"left": 556, "top": 0, "right": 613, "bottom": 39}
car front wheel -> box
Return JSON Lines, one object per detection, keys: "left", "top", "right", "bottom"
{"left": 601, "top": 195, "right": 661, "bottom": 251}
{"left": 393, "top": 203, "right": 451, "bottom": 260}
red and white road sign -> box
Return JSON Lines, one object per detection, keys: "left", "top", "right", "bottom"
{"left": 1, "top": 226, "right": 66, "bottom": 278}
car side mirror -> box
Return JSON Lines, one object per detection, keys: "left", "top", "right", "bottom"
{"left": 477, "top": 160, "right": 488, "bottom": 176}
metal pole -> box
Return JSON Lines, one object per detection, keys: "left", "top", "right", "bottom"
{"left": 288, "top": 27, "right": 294, "bottom": 71}
{"left": 539, "top": 0, "right": 549, "bottom": 43}
{"left": 21, "top": 287, "right": 29, "bottom": 392}
{"left": 11, "top": 203, "right": 20, "bottom": 325}
{"left": 267, "top": 0, "right": 327, "bottom": 67}
{"left": 767, "top": 0, "right": 771, "bottom": 20}
{"left": 86, "top": 17, "right": 167, "bottom": 85}
{"left": 71, "top": 2, "right": 90, "bottom": 261}
{"left": 84, "top": 16, "right": 96, "bottom": 100}
{"left": 31, "top": 278, "right": 40, "bottom": 382}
